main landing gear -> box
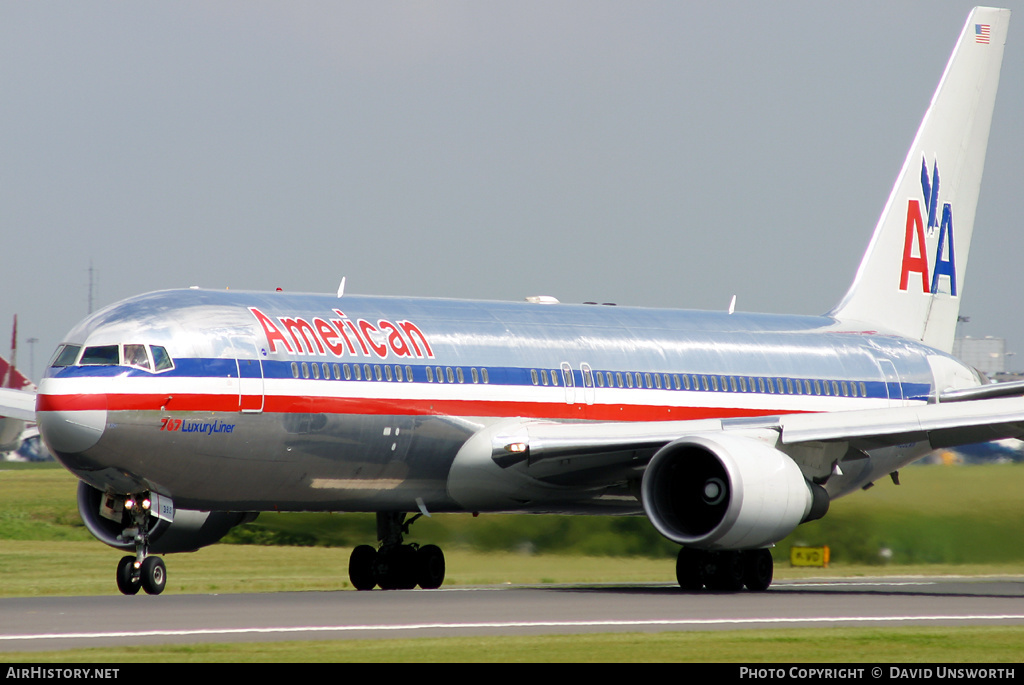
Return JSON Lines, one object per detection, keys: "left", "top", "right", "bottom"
{"left": 114, "top": 495, "right": 167, "bottom": 596}
{"left": 675, "top": 547, "right": 773, "bottom": 592}
{"left": 348, "top": 512, "right": 446, "bottom": 590}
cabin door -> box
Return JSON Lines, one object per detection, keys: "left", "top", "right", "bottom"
{"left": 231, "top": 334, "right": 265, "bottom": 413}
{"left": 876, "top": 359, "right": 905, "bottom": 407}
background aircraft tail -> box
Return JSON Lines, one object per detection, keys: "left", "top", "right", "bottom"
{"left": 829, "top": 7, "right": 1009, "bottom": 353}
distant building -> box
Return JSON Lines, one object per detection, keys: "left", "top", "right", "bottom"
{"left": 953, "top": 336, "right": 1007, "bottom": 375}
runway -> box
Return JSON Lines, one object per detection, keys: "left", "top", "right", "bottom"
{"left": 2, "top": 576, "right": 1022, "bottom": 652}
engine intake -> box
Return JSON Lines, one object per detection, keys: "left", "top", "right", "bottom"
{"left": 641, "top": 432, "right": 828, "bottom": 550}
{"left": 77, "top": 482, "right": 255, "bottom": 554}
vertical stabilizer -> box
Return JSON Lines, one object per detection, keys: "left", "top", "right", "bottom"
{"left": 829, "top": 7, "right": 1009, "bottom": 353}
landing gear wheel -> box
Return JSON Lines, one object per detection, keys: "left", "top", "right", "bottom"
{"left": 705, "top": 551, "right": 745, "bottom": 592}
{"left": 349, "top": 545, "right": 378, "bottom": 591}
{"left": 116, "top": 555, "right": 141, "bottom": 596}
{"left": 742, "top": 549, "right": 774, "bottom": 592}
{"left": 140, "top": 556, "right": 167, "bottom": 595}
{"left": 416, "top": 544, "right": 446, "bottom": 589}
{"left": 675, "top": 547, "right": 704, "bottom": 591}
{"left": 376, "top": 545, "right": 418, "bottom": 590}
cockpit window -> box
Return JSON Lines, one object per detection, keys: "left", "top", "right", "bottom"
{"left": 151, "top": 345, "right": 173, "bottom": 372}
{"left": 80, "top": 345, "right": 120, "bottom": 365}
{"left": 123, "top": 344, "right": 151, "bottom": 370}
{"left": 50, "top": 344, "right": 82, "bottom": 367}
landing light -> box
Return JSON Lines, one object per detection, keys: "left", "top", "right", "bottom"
{"left": 505, "top": 442, "right": 528, "bottom": 454}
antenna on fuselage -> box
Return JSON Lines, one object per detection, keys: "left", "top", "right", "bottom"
{"left": 728, "top": 295, "right": 736, "bottom": 315}
{"left": 337, "top": 277, "right": 346, "bottom": 298}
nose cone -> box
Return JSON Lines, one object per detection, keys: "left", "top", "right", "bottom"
{"left": 36, "top": 394, "right": 108, "bottom": 456}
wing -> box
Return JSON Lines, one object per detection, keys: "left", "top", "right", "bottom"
{"left": 0, "top": 386, "right": 36, "bottom": 422}
{"left": 493, "top": 396, "right": 1024, "bottom": 477}
{"left": 464, "top": 396, "right": 1024, "bottom": 549}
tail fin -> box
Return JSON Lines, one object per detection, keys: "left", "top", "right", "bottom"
{"left": 0, "top": 316, "right": 33, "bottom": 391}
{"left": 829, "top": 7, "right": 1010, "bottom": 353}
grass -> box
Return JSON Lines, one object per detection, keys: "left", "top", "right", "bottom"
{"left": 1, "top": 627, "right": 1023, "bottom": 663}
{"left": 2, "top": 462, "right": 1023, "bottom": 662}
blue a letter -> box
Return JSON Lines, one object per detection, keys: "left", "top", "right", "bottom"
{"left": 930, "top": 203, "right": 957, "bottom": 296}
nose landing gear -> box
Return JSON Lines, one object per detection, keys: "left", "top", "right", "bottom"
{"left": 114, "top": 495, "right": 167, "bottom": 596}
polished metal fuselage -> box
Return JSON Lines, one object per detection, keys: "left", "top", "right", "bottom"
{"left": 36, "top": 288, "right": 970, "bottom": 514}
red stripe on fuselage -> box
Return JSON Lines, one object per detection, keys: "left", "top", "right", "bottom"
{"left": 36, "top": 392, "right": 791, "bottom": 422}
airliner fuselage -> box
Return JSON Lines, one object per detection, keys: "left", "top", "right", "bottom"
{"left": 37, "top": 288, "right": 964, "bottom": 514}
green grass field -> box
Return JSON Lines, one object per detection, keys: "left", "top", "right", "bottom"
{"left": 1, "top": 461, "right": 1022, "bottom": 661}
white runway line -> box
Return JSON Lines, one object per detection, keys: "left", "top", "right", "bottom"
{"left": 4, "top": 614, "right": 1024, "bottom": 642}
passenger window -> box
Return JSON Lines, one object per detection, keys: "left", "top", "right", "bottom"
{"left": 384, "top": 365, "right": 393, "bottom": 382}
{"left": 446, "top": 367, "right": 455, "bottom": 383}
{"left": 291, "top": 362, "right": 299, "bottom": 379}
{"left": 80, "top": 345, "right": 119, "bottom": 365}
{"left": 50, "top": 344, "right": 82, "bottom": 367}
{"left": 859, "top": 382, "right": 867, "bottom": 397}
{"left": 406, "top": 366, "right": 414, "bottom": 381}
{"left": 471, "top": 368, "right": 479, "bottom": 384}
{"left": 333, "top": 364, "right": 341, "bottom": 380}
{"left": 426, "top": 366, "right": 434, "bottom": 382}
{"left": 311, "top": 363, "right": 320, "bottom": 379}
{"left": 456, "top": 368, "right": 464, "bottom": 383}
{"left": 354, "top": 364, "right": 362, "bottom": 381}
{"left": 344, "top": 364, "right": 352, "bottom": 380}
{"left": 482, "top": 368, "right": 489, "bottom": 384}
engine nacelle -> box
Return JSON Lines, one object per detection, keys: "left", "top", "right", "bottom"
{"left": 641, "top": 432, "right": 828, "bottom": 550}
{"left": 77, "top": 482, "right": 255, "bottom": 554}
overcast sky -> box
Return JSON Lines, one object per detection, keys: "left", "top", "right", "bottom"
{"left": 2, "top": 1, "right": 1022, "bottom": 382}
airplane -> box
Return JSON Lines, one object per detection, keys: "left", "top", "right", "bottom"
{"left": 19, "top": 6, "right": 1020, "bottom": 595}
{"left": 0, "top": 317, "right": 41, "bottom": 460}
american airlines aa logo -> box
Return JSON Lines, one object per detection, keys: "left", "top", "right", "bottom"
{"left": 899, "top": 156, "right": 957, "bottom": 296}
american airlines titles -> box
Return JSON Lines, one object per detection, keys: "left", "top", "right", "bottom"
{"left": 249, "top": 307, "right": 435, "bottom": 361}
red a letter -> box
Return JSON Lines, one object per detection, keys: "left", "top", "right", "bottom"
{"left": 899, "top": 199, "right": 930, "bottom": 292}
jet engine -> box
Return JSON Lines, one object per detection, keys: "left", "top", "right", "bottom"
{"left": 77, "top": 482, "right": 255, "bottom": 554}
{"left": 640, "top": 432, "right": 829, "bottom": 550}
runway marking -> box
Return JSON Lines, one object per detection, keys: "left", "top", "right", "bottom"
{"left": 4, "top": 614, "right": 1024, "bottom": 642}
